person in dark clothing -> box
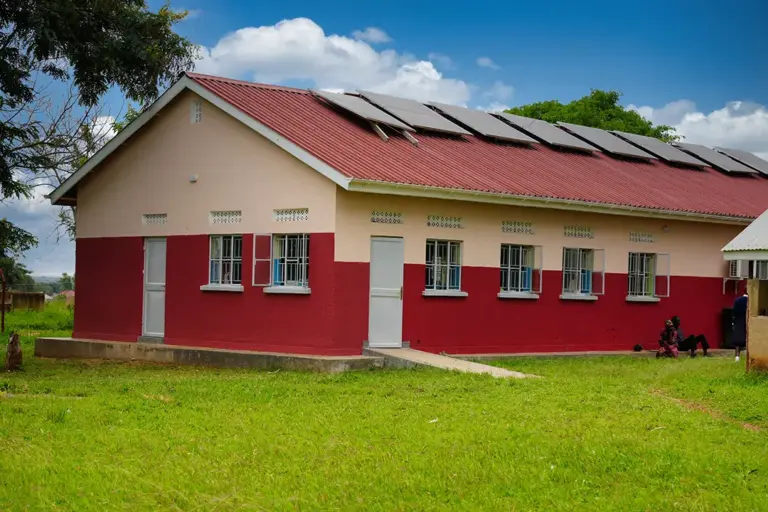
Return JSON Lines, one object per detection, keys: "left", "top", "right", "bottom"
{"left": 657, "top": 319, "right": 679, "bottom": 358}
{"left": 732, "top": 293, "right": 748, "bottom": 362}
{"left": 672, "top": 316, "right": 710, "bottom": 357}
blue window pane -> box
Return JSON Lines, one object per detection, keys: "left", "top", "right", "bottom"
{"left": 581, "top": 270, "right": 592, "bottom": 293}
{"left": 522, "top": 267, "right": 532, "bottom": 291}
{"left": 449, "top": 267, "right": 461, "bottom": 290}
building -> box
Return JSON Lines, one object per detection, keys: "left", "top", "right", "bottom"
{"left": 49, "top": 73, "right": 768, "bottom": 356}
{"left": 57, "top": 290, "right": 75, "bottom": 305}
{"left": 723, "top": 209, "right": 768, "bottom": 370}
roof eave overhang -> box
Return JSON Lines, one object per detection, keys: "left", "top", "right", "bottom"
{"left": 722, "top": 250, "right": 768, "bottom": 261}
{"left": 347, "top": 179, "right": 753, "bottom": 226}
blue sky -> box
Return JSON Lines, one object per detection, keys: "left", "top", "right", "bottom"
{"left": 175, "top": 0, "right": 768, "bottom": 111}
{"left": 8, "top": 0, "right": 768, "bottom": 275}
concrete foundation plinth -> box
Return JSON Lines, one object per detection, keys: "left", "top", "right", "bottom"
{"left": 35, "top": 338, "right": 384, "bottom": 373}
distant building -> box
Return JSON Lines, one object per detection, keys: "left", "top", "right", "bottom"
{"left": 723, "top": 208, "right": 768, "bottom": 371}
{"left": 48, "top": 72, "right": 768, "bottom": 356}
{"left": 57, "top": 290, "right": 75, "bottom": 305}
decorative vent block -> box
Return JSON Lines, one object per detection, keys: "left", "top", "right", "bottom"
{"left": 191, "top": 100, "right": 202, "bottom": 124}
{"left": 629, "top": 231, "right": 655, "bottom": 243}
{"left": 274, "top": 208, "right": 309, "bottom": 222}
{"left": 142, "top": 213, "right": 167, "bottom": 226}
{"left": 427, "top": 215, "right": 463, "bottom": 229}
{"left": 502, "top": 221, "right": 534, "bottom": 234}
{"left": 209, "top": 210, "right": 242, "bottom": 225}
{"left": 371, "top": 210, "right": 403, "bottom": 224}
{"left": 564, "top": 225, "right": 593, "bottom": 239}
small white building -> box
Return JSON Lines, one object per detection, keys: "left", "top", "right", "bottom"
{"left": 723, "top": 209, "right": 768, "bottom": 370}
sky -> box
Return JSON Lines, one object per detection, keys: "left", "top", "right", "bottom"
{"left": 5, "top": 0, "right": 768, "bottom": 276}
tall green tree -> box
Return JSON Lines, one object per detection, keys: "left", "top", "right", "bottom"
{"left": 59, "top": 272, "right": 74, "bottom": 291}
{"left": 506, "top": 90, "right": 679, "bottom": 142}
{"left": 0, "top": 218, "right": 36, "bottom": 289}
{"left": 1, "top": 0, "right": 197, "bottom": 257}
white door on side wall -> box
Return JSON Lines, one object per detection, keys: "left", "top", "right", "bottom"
{"left": 368, "top": 237, "right": 404, "bottom": 348}
{"left": 143, "top": 238, "right": 167, "bottom": 339}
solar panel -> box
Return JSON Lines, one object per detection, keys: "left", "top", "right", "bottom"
{"left": 428, "top": 102, "right": 538, "bottom": 144}
{"left": 714, "top": 147, "right": 768, "bottom": 175}
{"left": 311, "top": 90, "right": 414, "bottom": 131}
{"left": 357, "top": 91, "right": 470, "bottom": 135}
{"left": 672, "top": 142, "right": 759, "bottom": 175}
{"left": 557, "top": 122, "right": 656, "bottom": 160}
{"left": 495, "top": 113, "right": 598, "bottom": 152}
{"left": 610, "top": 131, "right": 706, "bottom": 167}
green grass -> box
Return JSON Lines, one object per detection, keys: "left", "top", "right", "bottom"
{"left": 4, "top": 299, "right": 74, "bottom": 336}
{"left": 1, "top": 309, "right": 767, "bottom": 510}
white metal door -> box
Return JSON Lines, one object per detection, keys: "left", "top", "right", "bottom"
{"left": 368, "top": 237, "right": 404, "bottom": 348}
{"left": 143, "top": 238, "right": 167, "bottom": 338}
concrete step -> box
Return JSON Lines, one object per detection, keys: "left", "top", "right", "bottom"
{"left": 364, "top": 347, "right": 533, "bottom": 379}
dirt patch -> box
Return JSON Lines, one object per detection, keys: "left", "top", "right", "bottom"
{"left": 651, "top": 389, "right": 761, "bottom": 432}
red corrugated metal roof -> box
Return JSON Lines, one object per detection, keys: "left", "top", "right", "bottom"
{"left": 188, "top": 72, "right": 768, "bottom": 220}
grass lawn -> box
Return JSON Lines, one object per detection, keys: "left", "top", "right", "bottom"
{"left": 2, "top": 326, "right": 768, "bottom": 510}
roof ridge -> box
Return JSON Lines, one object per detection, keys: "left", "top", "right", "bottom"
{"left": 186, "top": 72, "right": 309, "bottom": 94}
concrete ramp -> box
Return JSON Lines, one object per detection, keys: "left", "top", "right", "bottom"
{"left": 364, "top": 348, "right": 532, "bottom": 379}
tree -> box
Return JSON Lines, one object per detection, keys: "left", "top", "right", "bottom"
{"left": 59, "top": 272, "right": 74, "bottom": 291}
{"left": 0, "top": 218, "right": 36, "bottom": 289}
{"left": 506, "top": 90, "right": 679, "bottom": 142}
{"left": 1, "top": 1, "right": 197, "bottom": 257}
{"left": 112, "top": 104, "right": 143, "bottom": 133}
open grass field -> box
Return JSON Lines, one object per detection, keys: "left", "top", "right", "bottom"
{"left": 1, "top": 306, "right": 768, "bottom": 510}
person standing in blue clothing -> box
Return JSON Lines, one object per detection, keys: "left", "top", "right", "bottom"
{"left": 732, "top": 292, "right": 748, "bottom": 362}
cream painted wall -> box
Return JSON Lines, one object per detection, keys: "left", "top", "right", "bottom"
{"left": 335, "top": 190, "right": 741, "bottom": 277}
{"left": 76, "top": 91, "right": 336, "bottom": 238}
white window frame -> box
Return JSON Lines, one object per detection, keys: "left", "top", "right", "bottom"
{"left": 756, "top": 261, "right": 768, "bottom": 281}
{"left": 253, "top": 234, "right": 311, "bottom": 294}
{"left": 423, "top": 240, "right": 466, "bottom": 297}
{"left": 561, "top": 247, "right": 604, "bottom": 300}
{"left": 201, "top": 234, "right": 243, "bottom": 292}
{"left": 499, "top": 244, "right": 542, "bottom": 299}
{"left": 627, "top": 252, "right": 670, "bottom": 302}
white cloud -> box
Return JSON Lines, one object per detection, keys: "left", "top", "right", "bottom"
{"left": 352, "top": 27, "right": 391, "bottom": 44}
{"left": 195, "top": 18, "right": 471, "bottom": 105}
{"left": 476, "top": 57, "right": 500, "bottom": 70}
{"left": 92, "top": 115, "right": 117, "bottom": 145}
{"left": 477, "top": 102, "right": 510, "bottom": 113}
{"left": 628, "top": 99, "right": 768, "bottom": 158}
{"left": 428, "top": 52, "right": 453, "bottom": 70}
{"left": 484, "top": 80, "right": 514, "bottom": 102}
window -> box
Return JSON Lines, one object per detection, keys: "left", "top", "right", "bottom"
{"left": 209, "top": 235, "right": 242, "bottom": 285}
{"left": 562, "top": 248, "right": 605, "bottom": 298}
{"left": 500, "top": 245, "right": 542, "bottom": 296}
{"left": 425, "top": 240, "right": 462, "bottom": 291}
{"left": 272, "top": 234, "right": 310, "bottom": 287}
{"left": 756, "top": 261, "right": 768, "bottom": 280}
{"left": 627, "top": 252, "right": 670, "bottom": 300}
{"left": 253, "top": 234, "right": 310, "bottom": 292}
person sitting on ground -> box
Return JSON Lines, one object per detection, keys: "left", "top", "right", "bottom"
{"left": 732, "top": 291, "right": 748, "bottom": 362}
{"left": 672, "top": 316, "right": 710, "bottom": 357}
{"left": 657, "top": 319, "right": 679, "bottom": 358}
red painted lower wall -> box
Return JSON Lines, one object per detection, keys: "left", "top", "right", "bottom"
{"left": 401, "top": 265, "right": 736, "bottom": 354}
{"left": 164, "top": 233, "right": 343, "bottom": 354}
{"left": 73, "top": 236, "right": 738, "bottom": 355}
{"left": 335, "top": 262, "right": 738, "bottom": 354}
{"left": 73, "top": 237, "right": 144, "bottom": 342}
